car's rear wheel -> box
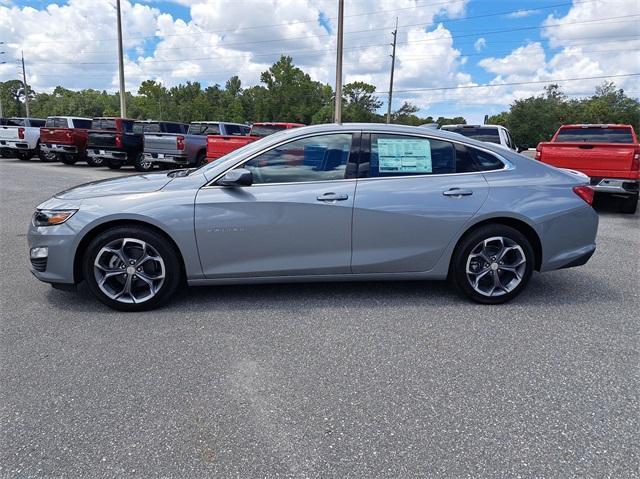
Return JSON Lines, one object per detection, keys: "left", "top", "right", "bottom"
{"left": 82, "top": 226, "right": 182, "bottom": 311}
{"left": 133, "top": 152, "right": 153, "bottom": 172}
{"left": 86, "top": 155, "right": 104, "bottom": 167}
{"left": 451, "top": 224, "right": 534, "bottom": 304}
{"left": 620, "top": 194, "right": 638, "bottom": 214}
{"left": 59, "top": 154, "right": 77, "bottom": 165}
{"left": 17, "top": 151, "right": 33, "bottom": 161}
{"left": 196, "top": 151, "right": 208, "bottom": 167}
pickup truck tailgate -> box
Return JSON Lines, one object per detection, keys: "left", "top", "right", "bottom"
{"left": 87, "top": 130, "right": 118, "bottom": 148}
{"left": 144, "top": 133, "right": 180, "bottom": 154}
{"left": 0, "top": 126, "right": 19, "bottom": 141}
{"left": 541, "top": 143, "right": 638, "bottom": 176}
{"left": 41, "top": 128, "right": 75, "bottom": 145}
{"left": 206, "top": 135, "right": 259, "bottom": 159}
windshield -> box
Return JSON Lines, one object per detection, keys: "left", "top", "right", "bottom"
{"left": 446, "top": 127, "right": 501, "bottom": 144}
{"left": 555, "top": 127, "right": 634, "bottom": 143}
{"left": 251, "top": 125, "right": 288, "bottom": 137}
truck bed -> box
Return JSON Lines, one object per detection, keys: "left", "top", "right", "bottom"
{"left": 206, "top": 135, "right": 259, "bottom": 161}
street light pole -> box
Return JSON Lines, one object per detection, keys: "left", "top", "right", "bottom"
{"left": 21, "top": 50, "right": 30, "bottom": 118}
{"left": 116, "top": 0, "right": 127, "bottom": 117}
{"left": 334, "top": 0, "right": 344, "bottom": 123}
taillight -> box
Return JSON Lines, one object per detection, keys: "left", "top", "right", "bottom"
{"left": 573, "top": 185, "right": 594, "bottom": 205}
{"left": 115, "top": 133, "right": 122, "bottom": 148}
{"left": 18, "top": 127, "right": 25, "bottom": 139}
{"left": 177, "top": 135, "right": 185, "bottom": 151}
{"left": 632, "top": 146, "right": 639, "bottom": 171}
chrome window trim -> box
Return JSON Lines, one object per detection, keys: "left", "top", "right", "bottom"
{"left": 201, "top": 129, "right": 513, "bottom": 189}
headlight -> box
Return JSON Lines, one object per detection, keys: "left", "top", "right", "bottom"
{"left": 32, "top": 209, "right": 77, "bottom": 227}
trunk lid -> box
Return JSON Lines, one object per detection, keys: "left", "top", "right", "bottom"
{"left": 540, "top": 143, "right": 637, "bottom": 175}
{"left": 40, "top": 128, "right": 75, "bottom": 146}
{"left": 0, "top": 126, "right": 20, "bottom": 141}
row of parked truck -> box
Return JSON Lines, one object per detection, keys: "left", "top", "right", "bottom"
{"left": 0, "top": 116, "right": 303, "bottom": 171}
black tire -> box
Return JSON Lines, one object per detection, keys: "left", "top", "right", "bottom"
{"left": 105, "top": 159, "right": 122, "bottom": 170}
{"left": 85, "top": 155, "right": 104, "bottom": 167}
{"left": 196, "top": 150, "right": 208, "bottom": 167}
{"left": 133, "top": 152, "right": 153, "bottom": 172}
{"left": 620, "top": 194, "right": 638, "bottom": 214}
{"left": 59, "top": 154, "right": 78, "bottom": 165}
{"left": 450, "top": 224, "right": 535, "bottom": 304}
{"left": 82, "top": 226, "right": 182, "bottom": 312}
{"left": 38, "top": 150, "right": 56, "bottom": 162}
{"left": 17, "top": 151, "right": 33, "bottom": 161}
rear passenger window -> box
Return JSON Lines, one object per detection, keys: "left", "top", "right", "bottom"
{"left": 224, "top": 124, "right": 244, "bottom": 136}
{"left": 73, "top": 119, "right": 92, "bottom": 129}
{"left": 366, "top": 134, "right": 504, "bottom": 177}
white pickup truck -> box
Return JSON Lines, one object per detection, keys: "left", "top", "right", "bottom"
{"left": 0, "top": 117, "right": 47, "bottom": 160}
{"left": 440, "top": 124, "right": 522, "bottom": 152}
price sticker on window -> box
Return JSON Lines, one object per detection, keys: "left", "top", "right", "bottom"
{"left": 377, "top": 138, "right": 432, "bottom": 173}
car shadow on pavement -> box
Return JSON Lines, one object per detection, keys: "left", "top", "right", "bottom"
{"left": 44, "top": 267, "right": 618, "bottom": 316}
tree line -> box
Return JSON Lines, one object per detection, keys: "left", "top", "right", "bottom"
{"left": 1, "top": 55, "right": 638, "bottom": 146}
{"left": 488, "top": 83, "right": 639, "bottom": 147}
{"left": 0, "top": 56, "right": 463, "bottom": 127}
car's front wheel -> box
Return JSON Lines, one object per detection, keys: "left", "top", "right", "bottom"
{"left": 86, "top": 155, "right": 104, "bottom": 167}
{"left": 451, "top": 224, "right": 534, "bottom": 304}
{"left": 82, "top": 226, "right": 182, "bottom": 311}
{"left": 59, "top": 154, "right": 77, "bottom": 165}
{"left": 620, "top": 194, "right": 638, "bottom": 215}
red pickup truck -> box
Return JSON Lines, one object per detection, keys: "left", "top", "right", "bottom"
{"left": 536, "top": 124, "right": 639, "bottom": 214}
{"left": 206, "top": 122, "right": 304, "bottom": 162}
{"left": 40, "top": 116, "right": 94, "bottom": 165}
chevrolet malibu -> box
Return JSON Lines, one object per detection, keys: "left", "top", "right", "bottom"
{"left": 28, "top": 123, "right": 599, "bottom": 311}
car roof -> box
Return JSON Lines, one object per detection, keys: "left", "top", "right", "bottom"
{"left": 441, "top": 124, "right": 505, "bottom": 129}
{"left": 47, "top": 115, "right": 92, "bottom": 120}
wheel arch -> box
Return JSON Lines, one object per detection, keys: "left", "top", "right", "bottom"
{"left": 454, "top": 216, "right": 543, "bottom": 271}
{"left": 73, "top": 219, "right": 187, "bottom": 283}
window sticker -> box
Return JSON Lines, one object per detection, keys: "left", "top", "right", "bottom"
{"left": 377, "top": 138, "right": 432, "bottom": 173}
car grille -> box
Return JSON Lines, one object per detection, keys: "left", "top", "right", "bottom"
{"left": 30, "top": 257, "right": 47, "bottom": 272}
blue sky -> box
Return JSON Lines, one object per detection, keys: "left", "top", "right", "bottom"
{"left": 1, "top": 0, "right": 638, "bottom": 122}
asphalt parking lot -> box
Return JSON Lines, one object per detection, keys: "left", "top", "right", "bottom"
{"left": 1, "top": 157, "right": 638, "bottom": 478}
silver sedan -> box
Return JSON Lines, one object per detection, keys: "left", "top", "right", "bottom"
{"left": 28, "top": 123, "right": 598, "bottom": 311}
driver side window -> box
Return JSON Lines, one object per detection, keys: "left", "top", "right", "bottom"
{"left": 243, "top": 133, "right": 353, "bottom": 184}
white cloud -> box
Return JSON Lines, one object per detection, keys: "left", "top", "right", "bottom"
{"left": 479, "top": 43, "right": 546, "bottom": 77}
{"left": 473, "top": 37, "right": 486, "bottom": 52}
{"left": 506, "top": 9, "right": 537, "bottom": 19}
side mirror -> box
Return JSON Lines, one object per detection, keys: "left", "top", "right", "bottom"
{"left": 217, "top": 168, "right": 253, "bottom": 187}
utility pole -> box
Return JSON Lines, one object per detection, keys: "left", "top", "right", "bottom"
{"left": 116, "top": 0, "right": 127, "bottom": 117}
{"left": 21, "top": 50, "right": 30, "bottom": 118}
{"left": 334, "top": 0, "right": 344, "bottom": 123}
{"left": 386, "top": 17, "right": 398, "bottom": 124}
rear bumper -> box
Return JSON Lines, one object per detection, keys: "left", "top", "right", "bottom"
{"left": 143, "top": 152, "right": 189, "bottom": 165}
{"left": 591, "top": 177, "right": 639, "bottom": 196}
{"left": 0, "top": 140, "right": 31, "bottom": 150}
{"left": 87, "top": 148, "right": 127, "bottom": 162}
{"left": 41, "top": 143, "right": 79, "bottom": 154}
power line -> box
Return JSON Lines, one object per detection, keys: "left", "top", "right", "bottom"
{"left": 377, "top": 73, "right": 640, "bottom": 95}
{"left": 22, "top": 16, "right": 640, "bottom": 66}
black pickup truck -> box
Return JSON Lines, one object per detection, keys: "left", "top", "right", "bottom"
{"left": 87, "top": 118, "right": 188, "bottom": 171}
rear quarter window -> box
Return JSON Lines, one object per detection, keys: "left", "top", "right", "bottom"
{"left": 72, "top": 119, "right": 92, "bottom": 129}
{"left": 555, "top": 127, "right": 634, "bottom": 143}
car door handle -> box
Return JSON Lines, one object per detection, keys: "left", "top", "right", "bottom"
{"left": 443, "top": 188, "right": 473, "bottom": 197}
{"left": 317, "top": 192, "right": 349, "bottom": 202}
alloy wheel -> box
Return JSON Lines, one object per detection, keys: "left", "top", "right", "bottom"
{"left": 465, "top": 236, "right": 526, "bottom": 297}
{"left": 93, "top": 238, "right": 165, "bottom": 304}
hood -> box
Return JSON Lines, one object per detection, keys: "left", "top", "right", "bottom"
{"left": 54, "top": 173, "right": 173, "bottom": 200}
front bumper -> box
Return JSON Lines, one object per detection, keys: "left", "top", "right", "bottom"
{"left": 591, "top": 177, "right": 639, "bottom": 196}
{"left": 41, "top": 143, "right": 79, "bottom": 154}
{"left": 28, "top": 220, "right": 79, "bottom": 285}
{"left": 143, "top": 152, "right": 189, "bottom": 165}
{"left": 87, "top": 148, "right": 127, "bottom": 162}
